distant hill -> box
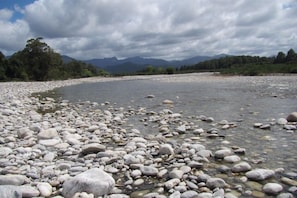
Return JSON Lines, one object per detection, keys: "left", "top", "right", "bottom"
{"left": 61, "top": 55, "right": 76, "bottom": 63}
{"left": 81, "top": 54, "right": 229, "bottom": 74}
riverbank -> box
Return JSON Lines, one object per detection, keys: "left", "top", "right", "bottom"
{"left": 0, "top": 73, "right": 296, "bottom": 197}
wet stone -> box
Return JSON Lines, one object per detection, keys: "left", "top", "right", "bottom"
{"left": 263, "top": 183, "right": 283, "bottom": 195}
{"left": 246, "top": 169, "right": 275, "bottom": 181}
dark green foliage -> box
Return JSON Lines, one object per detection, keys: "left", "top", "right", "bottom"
{"left": 179, "top": 49, "right": 297, "bottom": 76}
{"left": 136, "top": 65, "right": 176, "bottom": 75}
{"left": 0, "top": 38, "right": 108, "bottom": 81}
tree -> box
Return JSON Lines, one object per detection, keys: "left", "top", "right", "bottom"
{"left": 21, "top": 37, "right": 62, "bottom": 80}
{"left": 274, "top": 51, "right": 286, "bottom": 63}
{"left": 286, "top": 48, "right": 296, "bottom": 62}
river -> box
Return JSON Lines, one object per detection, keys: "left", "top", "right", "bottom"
{"left": 53, "top": 73, "right": 297, "bottom": 172}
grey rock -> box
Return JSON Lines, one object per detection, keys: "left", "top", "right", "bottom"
{"left": 0, "top": 175, "right": 28, "bottom": 186}
{"left": 246, "top": 169, "right": 275, "bottom": 181}
{"left": 123, "top": 154, "right": 143, "bottom": 165}
{"left": 0, "top": 185, "right": 22, "bottom": 198}
{"left": 176, "top": 125, "right": 187, "bottom": 133}
{"left": 206, "top": 177, "right": 226, "bottom": 189}
{"left": 287, "top": 112, "right": 297, "bottom": 122}
{"left": 185, "top": 181, "right": 198, "bottom": 190}
{"left": 165, "top": 178, "right": 181, "bottom": 189}
{"left": 181, "top": 190, "right": 198, "bottom": 198}
{"left": 134, "top": 178, "right": 144, "bottom": 186}
{"left": 231, "top": 162, "right": 252, "bottom": 173}
{"left": 169, "top": 169, "right": 184, "bottom": 179}
{"left": 39, "top": 138, "right": 61, "bottom": 146}
{"left": 277, "top": 118, "right": 288, "bottom": 125}
{"left": 214, "top": 149, "right": 232, "bottom": 159}
{"left": 109, "top": 194, "right": 130, "bottom": 198}
{"left": 259, "top": 124, "right": 271, "bottom": 130}
{"left": 277, "top": 193, "right": 295, "bottom": 198}
{"left": 140, "top": 166, "right": 159, "bottom": 176}
{"left": 0, "top": 147, "right": 13, "bottom": 157}
{"left": 37, "top": 128, "right": 59, "bottom": 139}
{"left": 19, "top": 185, "right": 40, "bottom": 197}
{"left": 213, "top": 188, "right": 224, "bottom": 197}
{"left": 263, "top": 183, "right": 283, "bottom": 195}
{"left": 169, "top": 191, "right": 181, "bottom": 198}
{"left": 163, "top": 100, "right": 174, "bottom": 104}
{"left": 37, "top": 182, "right": 52, "bottom": 197}
{"left": 131, "top": 169, "right": 142, "bottom": 178}
{"left": 188, "top": 161, "right": 203, "bottom": 169}
{"left": 197, "top": 149, "right": 212, "bottom": 158}
{"left": 87, "top": 125, "right": 99, "bottom": 132}
{"left": 62, "top": 168, "right": 115, "bottom": 198}
{"left": 17, "top": 127, "right": 33, "bottom": 138}
{"left": 80, "top": 143, "right": 106, "bottom": 155}
{"left": 197, "top": 192, "right": 212, "bottom": 198}
{"left": 224, "top": 155, "right": 241, "bottom": 163}
{"left": 146, "top": 95, "right": 155, "bottom": 98}
{"left": 159, "top": 144, "right": 174, "bottom": 155}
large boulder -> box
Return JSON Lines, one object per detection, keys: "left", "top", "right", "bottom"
{"left": 62, "top": 168, "right": 115, "bottom": 198}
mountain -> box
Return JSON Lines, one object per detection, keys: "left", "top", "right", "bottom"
{"left": 81, "top": 54, "right": 229, "bottom": 74}
{"left": 61, "top": 55, "right": 76, "bottom": 63}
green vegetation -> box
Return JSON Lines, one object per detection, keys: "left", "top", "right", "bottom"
{"left": 137, "top": 65, "right": 176, "bottom": 75}
{"left": 0, "top": 38, "right": 108, "bottom": 81}
{"left": 178, "top": 49, "right": 297, "bottom": 75}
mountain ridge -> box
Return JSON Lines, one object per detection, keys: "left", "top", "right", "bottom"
{"left": 67, "top": 54, "right": 229, "bottom": 74}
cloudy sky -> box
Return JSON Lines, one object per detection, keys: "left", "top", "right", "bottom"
{"left": 0, "top": 0, "right": 296, "bottom": 60}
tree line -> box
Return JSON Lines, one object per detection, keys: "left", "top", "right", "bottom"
{"left": 0, "top": 38, "right": 108, "bottom": 81}
{"left": 178, "top": 49, "right": 297, "bottom": 75}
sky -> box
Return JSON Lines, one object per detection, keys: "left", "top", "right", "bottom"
{"left": 0, "top": 0, "right": 296, "bottom": 60}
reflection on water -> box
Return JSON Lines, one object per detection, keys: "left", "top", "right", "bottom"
{"left": 55, "top": 76, "right": 297, "bottom": 171}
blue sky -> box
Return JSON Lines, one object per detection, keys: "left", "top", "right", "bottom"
{"left": 0, "top": 0, "right": 296, "bottom": 60}
{"left": 0, "top": 0, "right": 35, "bottom": 21}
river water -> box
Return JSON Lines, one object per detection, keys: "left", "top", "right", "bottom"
{"left": 54, "top": 74, "right": 297, "bottom": 172}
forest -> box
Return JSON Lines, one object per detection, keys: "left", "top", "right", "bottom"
{"left": 177, "top": 49, "right": 297, "bottom": 75}
{"left": 0, "top": 38, "right": 108, "bottom": 81}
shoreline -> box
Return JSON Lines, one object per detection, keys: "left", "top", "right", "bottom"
{"left": 0, "top": 73, "right": 297, "bottom": 197}
{"left": 1, "top": 72, "right": 296, "bottom": 100}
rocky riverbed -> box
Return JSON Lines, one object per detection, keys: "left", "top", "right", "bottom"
{"left": 0, "top": 73, "right": 296, "bottom": 198}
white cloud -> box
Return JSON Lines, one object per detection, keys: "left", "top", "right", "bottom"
{"left": 0, "top": 9, "right": 31, "bottom": 55}
{"left": 0, "top": 0, "right": 296, "bottom": 59}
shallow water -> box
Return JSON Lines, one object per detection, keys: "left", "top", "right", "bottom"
{"left": 55, "top": 75, "right": 297, "bottom": 172}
